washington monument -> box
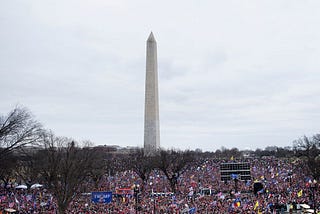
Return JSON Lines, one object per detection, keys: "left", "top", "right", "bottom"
{"left": 144, "top": 32, "right": 160, "bottom": 155}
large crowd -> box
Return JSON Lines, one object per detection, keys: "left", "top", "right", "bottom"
{"left": 0, "top": 157, "right": 318, "bottom": 213}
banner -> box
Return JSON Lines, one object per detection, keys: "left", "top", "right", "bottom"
{"left": 116, "top": 188, "right": 133, "bottom": 195}
{"left": 91, "top": 191, "right": 112, "bottom": 203}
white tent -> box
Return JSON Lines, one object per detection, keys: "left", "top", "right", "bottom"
{"left": 15, "top": 184, "right": 27, "bottom": 189}
{"left": 31, "top": 183, "right": 43, "bottom": 189}
{"left": 5, "top": 208, "right": 16, "bottom": 213}
{"left": 305, "top": 209, "right": 314, "bottom": 213}
{"left": 300, "top": 204, "right": 310, "bottom": 209}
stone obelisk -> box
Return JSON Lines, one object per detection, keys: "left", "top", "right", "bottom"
{"left": 144, "top": 32, "right": 160, "bottom": 155}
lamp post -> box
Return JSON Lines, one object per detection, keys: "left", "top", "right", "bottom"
{"left": 150, "top": 197, "right": 156, "bottom": 214}
{"left": 150, "top": 182, "right": 156, "bottom": 214}
{"left": 288, "top": 171, "right": 293, "bottom": 186}
{"left": 231, "top": 174, "right": 239, "bottom": 194}
{"left": 309, "top": 180, "right": 317, "bottom": 213}
{"left": 133, "top": 184, "right": 140, "bottom": 214}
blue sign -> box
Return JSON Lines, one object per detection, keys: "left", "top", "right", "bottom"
{"left": 91, "top": 191, "right": 112, "bottom": 203}
{"left": 189, "top": 207, "right": 196, "bottom": 214}
{"left": 231, "top": 174, "right": 238, "bottom": 179}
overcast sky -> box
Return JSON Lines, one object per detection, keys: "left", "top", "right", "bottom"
{"left": 1, "top": 0, "right": 320, "bottom": 151}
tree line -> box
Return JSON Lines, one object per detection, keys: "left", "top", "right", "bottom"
{"left": 1, "top": 106, "right": 319, "bottom": 213}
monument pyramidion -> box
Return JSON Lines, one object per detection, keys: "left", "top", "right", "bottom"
{"left": 144, "top": 32, "right": 160, "bottom": 156}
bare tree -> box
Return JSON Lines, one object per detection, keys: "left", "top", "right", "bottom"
{"left": 14, "top": 147, "right": 43, "bottom": 188}
{"left": 0, "top": 107, "right": 42, "bottom": 162}
{"left": 34, "top": 132, "right": 98, "bottom": 214}
{"left": 0, "top": 152, "right": 17, "bottom": 188}
{"left": 313, "top": 134, "right": 320, "bottom": 147}
{"left": 86, "top": 145, "right": 116, "bottom": 190}
{"left": 127, "top": 148, "right": 155, "bottom": 190}
{"left": 293, "top": 135, "right": 320, "bottom": 179}
{"left": 155, "top": 149, "right": 195, "bottom": 193}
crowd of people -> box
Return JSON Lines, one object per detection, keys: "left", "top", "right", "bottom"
{"left": 0, "top": 157, "right": 318, "bottom": 213}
